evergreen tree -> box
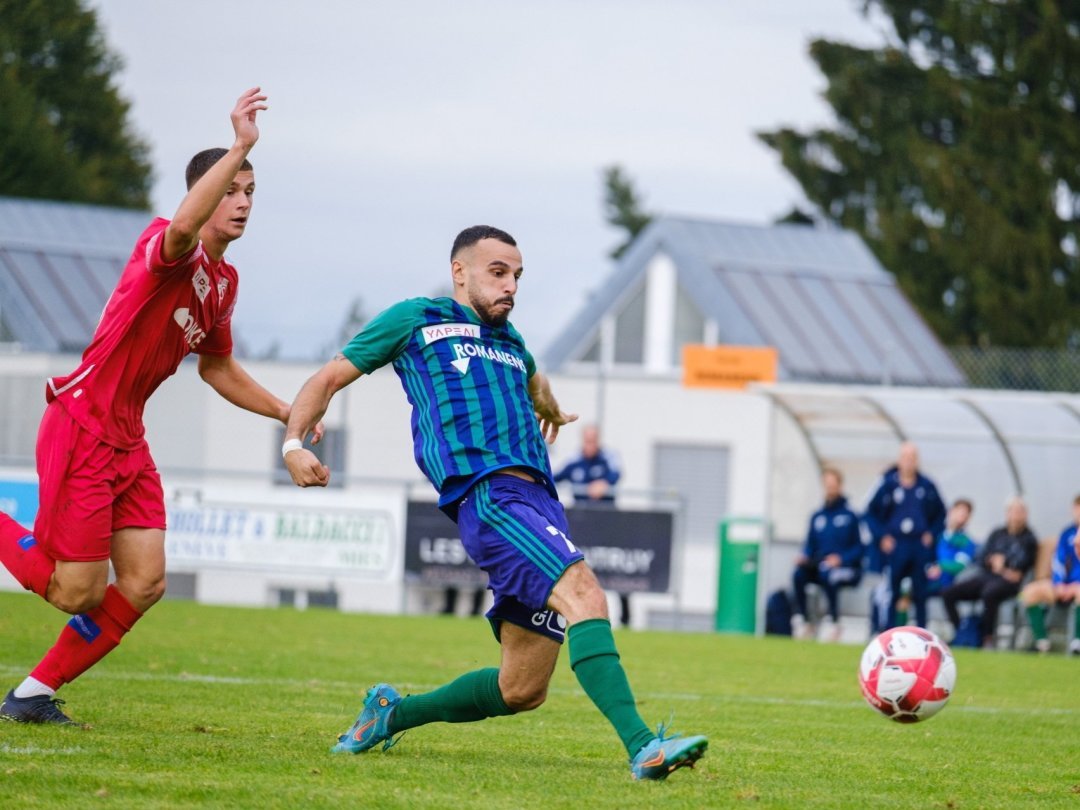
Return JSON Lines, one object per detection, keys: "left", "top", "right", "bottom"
{"left": 603, "top": 165, "right": 654, "bottom": 259}
{"left": 760, "top": 0, "right": 1080, "bottom": 348}
{"left": 0, "top": 0, "right": 152, "bottom": 208}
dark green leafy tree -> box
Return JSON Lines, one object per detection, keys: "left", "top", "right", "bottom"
{"left": 760, "top": 1, "right": 1080, "bottom": 348}
{"left": 603, "top": 165, "right": 654, "bottom": 259}
{"left": 0, "top": 0, "right": 152, "bottom": 208}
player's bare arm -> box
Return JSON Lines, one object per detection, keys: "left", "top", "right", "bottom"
{"left": 283, "top": 355, "right": 363, "bottom": 487}
{"left": 528, "top": 371, "right": 578, "bottom": 444}
{"left": 196, "top": 355, "right": 323, "bottom": 443}
{"left": 163, "top": 87, "right": 267, "bottom": 262}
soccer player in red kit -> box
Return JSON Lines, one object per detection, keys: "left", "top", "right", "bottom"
{"left": 0, "top": 87, "right": 320, "bottom": 725}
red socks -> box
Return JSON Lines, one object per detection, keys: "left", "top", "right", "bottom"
{"left": 31, "top": 585, "right": 143, "bottom": 690}
{"left": 0, "top": 513, "right": 54, "bottom": 598}
{"left": 3, "top": 515, "right": 145, "bottom": 690}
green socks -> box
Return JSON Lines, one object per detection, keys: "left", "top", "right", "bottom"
{"left": 1027, "top": 604, "right": 1047, "bottom": 641}
{"left": 389, "top": 667, "right": 512, "bottom": 733}
{"left": 567, "top": 618, "right": 654, "bottom": 757}
{"left": 384, "top": 619, "right": 656, "bottom": 758}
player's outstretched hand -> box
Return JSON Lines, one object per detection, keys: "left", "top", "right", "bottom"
{"left": 536, "top": 409, "right": 578, "bottom": 445}
{"left": 285, "top": 448, "right": 330, "bottom": 488}
{"left": 232, "top": 86, "right": 268, "bottom": 150}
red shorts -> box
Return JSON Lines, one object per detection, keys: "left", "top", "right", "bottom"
{"left": 34, "top": 402, "right": 166, "bottom": 562}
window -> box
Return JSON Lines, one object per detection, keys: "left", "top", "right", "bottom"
{"left": 653, "top": 443, "right": 730, "bottom": 545}
{"left": 277, "top": 587, "right": 339, "bottom": 609}
{"left": 671, "top": 284, "right": 706, "bottom": 366}
{"left": 578, "top": 333, "right": 600, "bottom": 363}
{"left": 0, "top": 374, "right": 42, "bottom": 463}
{"left": 613, "top": 284, "right": 646, "bottom": 364}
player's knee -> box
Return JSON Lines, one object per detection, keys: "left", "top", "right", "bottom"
{"left": 116, "top": 572, "right": 167, "bottom": 611}
{"left": 501, "top": 682, "right": 548, "bottom": 713}
{"left": 50, "top": 583, "right": 106, "bottom": 615}
{"left": 553, "top": 563, "right": 609, "bottom": 622}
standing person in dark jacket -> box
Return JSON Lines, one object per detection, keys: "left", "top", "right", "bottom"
{"left": 791, "top": 468, "right": 864, "bottom": 641}
{"left": 866, "top": 442, "right": 946, "bottom": 630}
{"left": 554, "top": 424, "right": 620, "bottom": 505}
{"left": 943, "top": 496, "right": 1038, "bottom": 649}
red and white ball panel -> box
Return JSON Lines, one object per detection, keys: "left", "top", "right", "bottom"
{"left": 858, "top": 627, "right": 956, "bottom": 723}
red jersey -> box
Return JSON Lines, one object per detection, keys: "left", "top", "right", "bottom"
{"left": 46, "top": 217, "right": 239, "bottom": 450}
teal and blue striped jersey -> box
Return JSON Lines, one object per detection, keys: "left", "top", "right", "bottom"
{"left": 342, "top": 297, "right": 556, "bottom": 517}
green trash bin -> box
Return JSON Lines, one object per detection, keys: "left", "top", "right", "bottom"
{"left": 715, "top": 517, "right": 768, "bottom": 634}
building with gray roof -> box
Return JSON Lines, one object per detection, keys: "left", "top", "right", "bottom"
{"left": 544, "top": 216, "right": 965, "bottom": 387}
{"left": 0, "top": 195, "right": 148, "bottom": 352}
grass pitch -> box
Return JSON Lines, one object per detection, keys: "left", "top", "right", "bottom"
{"left": 1, "top": 591, "right": 1078, "bottom": 809}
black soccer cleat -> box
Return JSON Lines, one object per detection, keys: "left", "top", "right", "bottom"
{"left": 0, "top": 689, "right": 77, "bottom": 725}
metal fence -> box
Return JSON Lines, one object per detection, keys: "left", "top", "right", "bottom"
{"left": 948, "top": 347, "right": 1080, "bottom": 393}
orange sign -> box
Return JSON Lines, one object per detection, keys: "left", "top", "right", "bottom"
{"left": 682, "top": 345, "right": 778, "bottom": 390}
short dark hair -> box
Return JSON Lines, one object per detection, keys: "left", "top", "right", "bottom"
{"left": 451, "top": 225, "right": 516, "bottom": 260}
{"left": 185, "top": 148, "right": 254, "bottom": 190}
{"left": 953, "top": 498, "right": 974, "bottom": 513}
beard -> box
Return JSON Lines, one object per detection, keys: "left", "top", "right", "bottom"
{"left": 469, "top": 291, "right": 514, "bottom": 327}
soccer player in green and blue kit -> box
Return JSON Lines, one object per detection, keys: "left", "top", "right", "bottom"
{"left": 282, "top": 226, "right": 706, "bottom": 780}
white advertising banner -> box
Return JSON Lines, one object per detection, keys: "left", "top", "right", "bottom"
{"left": 164, "top": 487, "right": 403, "bottom": 580}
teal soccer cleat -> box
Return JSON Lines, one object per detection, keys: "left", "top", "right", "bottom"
{"left": 330, "top": 684, "right": 403, "bottom": 754}
{"left": 630, "top": 722, "right": 708, "bottom": 781}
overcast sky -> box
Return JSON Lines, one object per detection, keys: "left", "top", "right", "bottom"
{"left": 92, "top": 0, "right": 883, "bottom": 361}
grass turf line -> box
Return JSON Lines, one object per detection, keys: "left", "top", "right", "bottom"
{"left": 1, "top": 591, "right": 1079, "bottom": 809}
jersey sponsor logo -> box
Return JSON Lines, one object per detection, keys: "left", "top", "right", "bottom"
{"left": 192, "top": 267, "right": 211, "bottom": 302}
{"left": 422, "top": 322, "right": 480, "bottom": 345}
{"left": 530, "top": 609, "right": 567, "bottom": 638}
{"left": 451, "top": 341, "right": 526, "bottom": 374}
{"left": 173, "top": 307, "right": 207, "bottom": 349}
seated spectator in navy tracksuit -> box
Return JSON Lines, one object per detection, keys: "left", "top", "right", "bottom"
{"left": 791, "top": 467, "right": 864, "bottom": 642}
{"left": 865, "top": 442, "right": 946, "bottom": 630}
{"left": 926, "top": 499, "right": 977, "bottom": 595}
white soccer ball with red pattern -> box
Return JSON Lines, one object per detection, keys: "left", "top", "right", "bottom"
{"left": 858, "top": 627, "right": 956, "bottom": 723}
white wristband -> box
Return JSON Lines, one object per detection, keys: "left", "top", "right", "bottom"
{"left": 281, "top": 438, "right": 304, "bottom": 458}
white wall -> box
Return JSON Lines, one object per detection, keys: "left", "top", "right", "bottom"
{"left": 10, "top": 354, "right": 1072, "bottom": 628}
{"left": 1, "top": 354, "right": 774, "bottom": 621}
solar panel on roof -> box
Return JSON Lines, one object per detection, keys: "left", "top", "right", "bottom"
{"left": 0, "top": 196, "right": 144, "bottom": 352}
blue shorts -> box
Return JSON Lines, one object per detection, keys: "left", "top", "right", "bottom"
{"left": 457, "top": 474, "right": 584, "bottom": 644}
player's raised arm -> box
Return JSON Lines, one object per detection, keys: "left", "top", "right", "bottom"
{"left": 163, "top": 87, "right": 267, "bottom": 262}
{"left": 283, "top": 355, "right": 364, "bottom": 487}
{"left": 528, "top": 370, "right": 578, "bottom": 444}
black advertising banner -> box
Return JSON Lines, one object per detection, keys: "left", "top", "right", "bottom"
{"left": 404, "top": 500, "right": 672, "bottom": 593}
{"left": 403, "top": 501, "right": 488, "bottom": 587}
